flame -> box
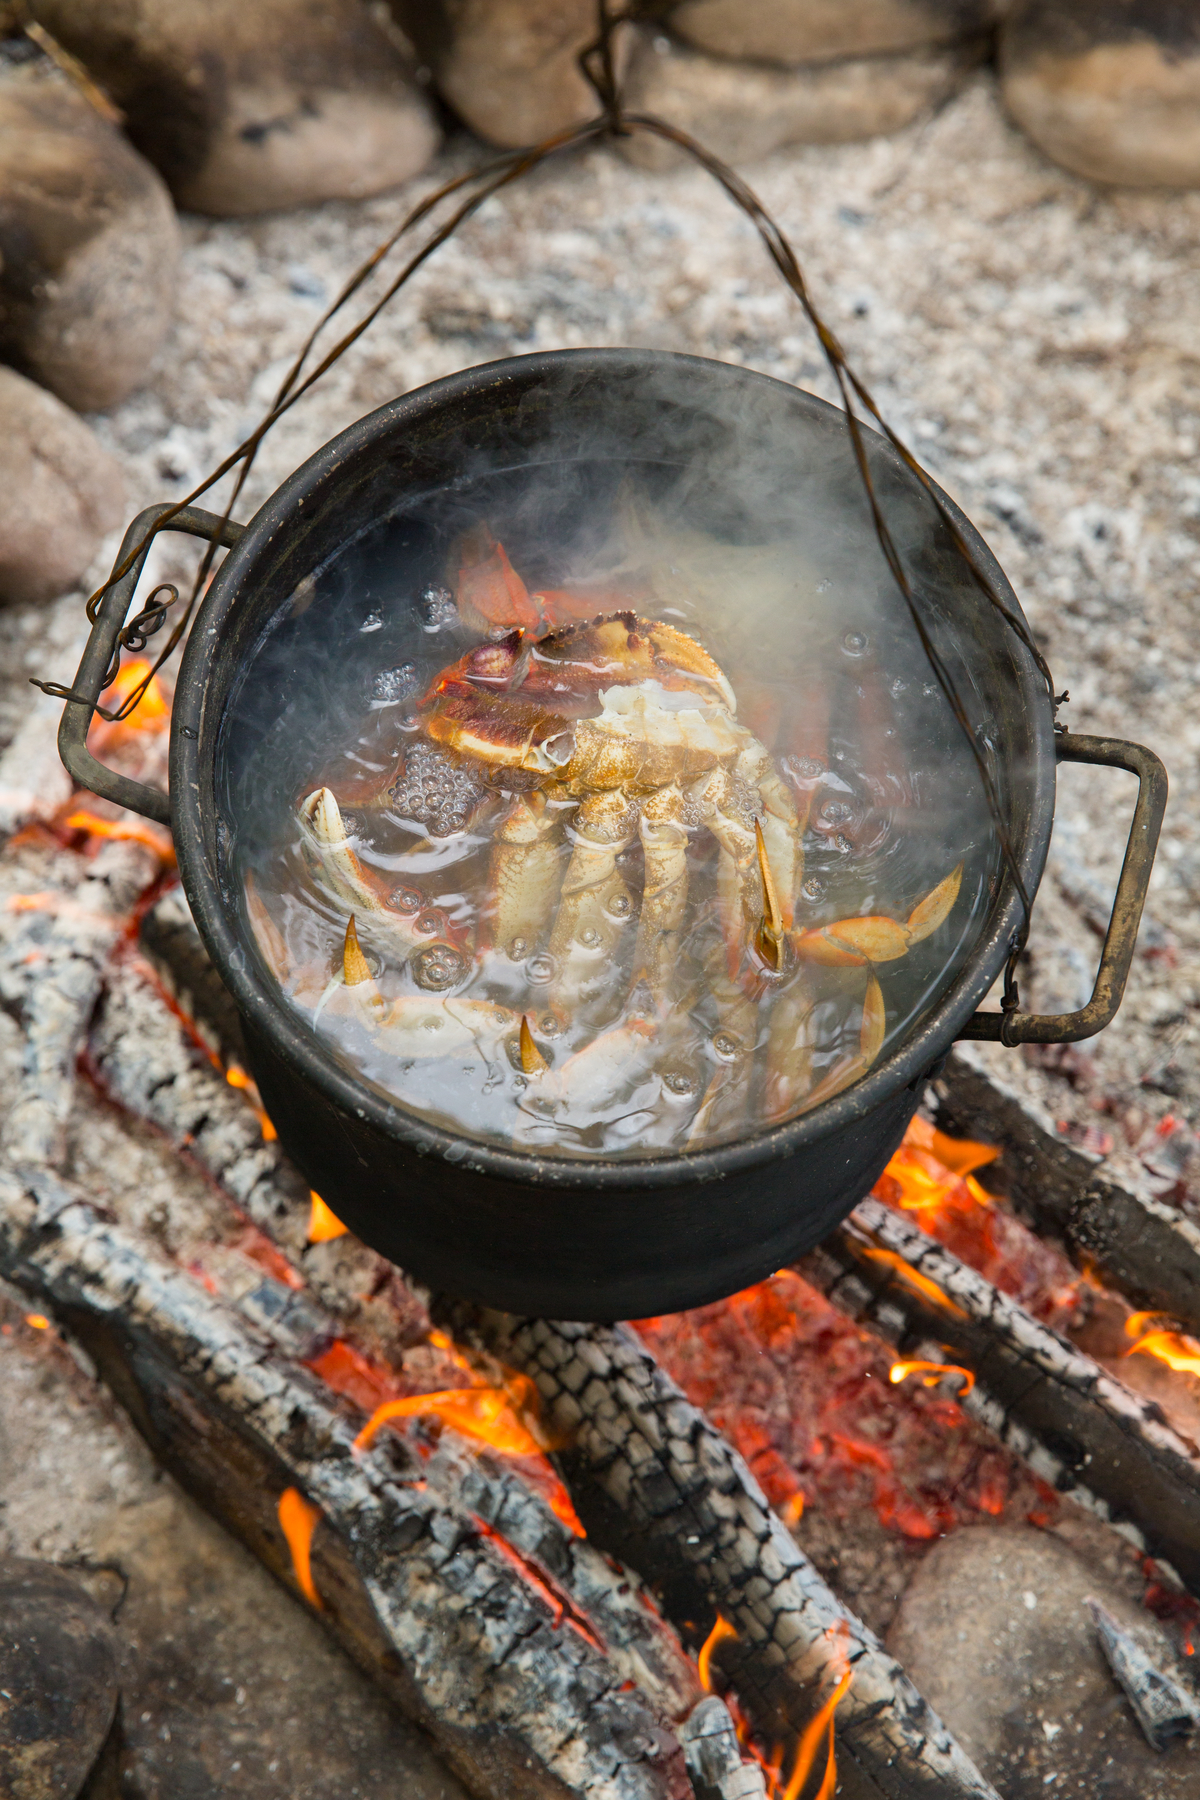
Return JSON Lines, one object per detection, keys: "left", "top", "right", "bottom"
{"left": 225, "top": 1063, "right": 277, "bottom": 1141}
{"left": 307, "top": 1191, "right": 349, "bottom": 1243}
{"left": 780, "top": 1492, "right": 806, "bottom": 1526}
{"left": 889, "top": 1359, "right": 975, "bottom": 1397}
{"left": 277, "top": 1487, "right": 323, "bottom": 1609}
{"left": 903, "top": 1114, "right": 999, "bottom": 1177}
{"left": 103, "top": 657, "right": 169, "bottom": 721}
{"left": 24, "top": 1313, "right": 50, "bottom": 1330}
{"left": 697, "top": 1614, "right": 738, "bottom": 1691}
{"left": 1124, "top": 1310, "right": 1177, "bottom": 1339}
{"left": 783, "top": 1661, "right": 852, "bottom": 1800}
{"left": 1127, "top": 1330, "right": 1200, "bottom": 1379}
{"left": 63, "top": 810, "right": 175, "bottom": 864}
{"left": 857, "top": 1245, "right": 968, "bottom": 1318}
{"left": 354, "top": 1386, "right": 546, "bottom": 1458}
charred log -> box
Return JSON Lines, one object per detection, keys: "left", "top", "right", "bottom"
{"left": 437, "top": 1303, "right": 1001, "bottom": 1800}
{"left": 1086, "top": 1597, "right": 1200, "bottom": 1752}
{"left": 932, "top": 1047, "right": 1200, "bottom": 1335}
{"left": 801, "top": 1198, "right": 1200, "bottom": 1594}
{"left": 0, "top": 1164, "right": 694, "bottom": 1800}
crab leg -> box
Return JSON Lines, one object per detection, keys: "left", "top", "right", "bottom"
{"left": 791, "top": 864, "right": 963, "bottom": 967}
{"left": 698, "top": 744, "right": 800, "bottom": 976}
{"left": 548, "top": 789, "right": 638, "bottom": 1013}
{"left": 633, "top": 783, "right": 689, "bottom": 1005}
{"left": 762, "top": 973, "right": 817, "bottom": 1125}
{"left": 453, "top": 523, "right": 541, "bottom": 633}
{"left": 299, "top": 787, "right": 432, "bottom": 959}
{"left": 688, "top": 946, "right": 759, "bottom": 1146}
{"left": 491, "top": 791, "right": 565, "bottom": 958}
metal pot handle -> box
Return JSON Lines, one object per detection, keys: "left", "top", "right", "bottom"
{"left": 57, "top": 505, "right": 246, "bottom": 827}
{"left": 959, "top": 732, "right": 1168, "bottom": 1046}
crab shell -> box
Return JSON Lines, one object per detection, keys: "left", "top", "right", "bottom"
{"left": 420, "top": 613, "right": 743, "bottom": 794}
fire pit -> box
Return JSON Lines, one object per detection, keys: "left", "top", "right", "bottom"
{"left": 58, "top": 349, "right": 1165, "bottom": 1319}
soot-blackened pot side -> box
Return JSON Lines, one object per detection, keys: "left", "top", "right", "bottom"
{"left": 168, "top": 350, "right": 1056, "bottom": 1320}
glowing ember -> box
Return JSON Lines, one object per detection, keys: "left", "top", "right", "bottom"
{"left": 856, "top": 1246, "right": 969, "bottom": 1319}
{"left": 889, "top": 1360, "right": 975, "bottom": 1397}
{"left": 635, "top": 1270, "right": 1048, "bottom": 1549}
{"left": 873, "top": 1120, "right": 1080, "bottom": 1328}
{"left": 24, "top": 1313, "right": 50, "bottom": 1330}
{"left": 307, "top": 1191, "right": 349, "bottom": 1243}
{"left": 697, "top": 1614, "right": 737, "bottom": 1691}
{"left": 1128, "top": 1330, "right": 1200, "bottom": 1380}
{"left": 277, "top": 1486, "right": 323, "bottom": 1609}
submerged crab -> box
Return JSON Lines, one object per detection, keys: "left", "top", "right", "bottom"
{"left": 294, "top": 528, "right": 962, "bottom": 1143}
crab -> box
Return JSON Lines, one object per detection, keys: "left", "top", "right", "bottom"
{"left": 294, "top": 526, "right": 963, "bottom": 1141}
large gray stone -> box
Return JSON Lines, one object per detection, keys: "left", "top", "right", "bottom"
{"left": 28, "top": 0, "right": 440, "bottom": 216}
{"left": 0, "top": 367, "right": 123, "bottom": 606}
{"left": 0, "top": 52, "right": 179, "bottom": 412}
{"left": 0, "top": 1557, "right": 120, "bottom": 1800}
{"left": 1001, "top": 0, "right": 1200, "bottom": 187}
{"left": 390, "top": 0, "right": 622, "bottom": 148}
{"left": 886, "top": 1525, "right": 1200, "bottom": 1796}
{"left": 620, "top": 26, "right": 978, "bottom": 170}
{"left": 668, "top": 0, "right": 1003, "bottom": 66}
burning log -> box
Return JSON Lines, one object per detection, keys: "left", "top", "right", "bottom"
{"left": 801, "top": 1197, "right": 1200, "bottom": 1594}
{"left": 932, "top": 1047, "right": 1200, "bottom": 1335}
{"left": 0, "top": 1162, "right": 695, "bottom": 1800}
{"left": 436, "top": 1304, "right": 1002, "bottom": 1800}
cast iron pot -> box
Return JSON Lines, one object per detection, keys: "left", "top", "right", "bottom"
{"left": 60, "top": 350, "right": 1166, "bottom": 1320}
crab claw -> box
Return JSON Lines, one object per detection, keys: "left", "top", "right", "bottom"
{"left": 791, "top": 865, "right": 963, "bottom": 968}
{"left": 299, "top": 788, "right": 432, "bottom": 959}
{"left": 453, "top": 524, "right": 541, "bottom": 633}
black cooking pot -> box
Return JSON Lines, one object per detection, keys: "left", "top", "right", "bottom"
{"left": 60, "top": 351, "right": 1166, "bottom": 1319}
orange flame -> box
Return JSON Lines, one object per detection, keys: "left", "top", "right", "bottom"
{"left": 225, "top": 1063, "right": 277, "bottom": 1140}
{"left": 1124, "top": 1310, "right": 1177, "bottom": 1340}
{"left": 903, "top": 1114, "right": 999, "bottom": 1177}
{"left": 24, "top": 1313, "right": 50, "bottom": 1330}
{"left": 1128, "top": 1330, "right": 1200, "bottom": 1379}
{"left": 307, "top": 1191, "right": 349, "bottom": 1243}
{"left": 62, "top": 810, "right": 175, "bottom": 864}
{"left": 889, "top": 1359, "right": 975, "bottom": 1397}
{"left": 783, "top": 1664, "right": 852, "bottom": 1800}
{"left": 697, "top": 1614, "right": 738, "bottom": 1691}
{"left": 780, "top": 1492, "right": 806, "bottom": 1526}
{"left": 277, "top": 1486, "right": 323, "bottom": 1609}
{"left": 354, "top": 1386, "right": 546, "bottom": 1459}
{"left": 857, "top": 1246, "right": 968, "bottom": 1318}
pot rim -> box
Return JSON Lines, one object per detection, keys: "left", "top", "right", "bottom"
{"left": 172, "top": 348, "right": 1056, "bottom": 1192}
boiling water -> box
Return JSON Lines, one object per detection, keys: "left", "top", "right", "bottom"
{"left": 223, "top": 457, "right": 1003, "bottom": 1160}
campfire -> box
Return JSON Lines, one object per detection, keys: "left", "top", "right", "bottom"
{"left": 0, "top": 652, "right": 1195, "bottom": 1798}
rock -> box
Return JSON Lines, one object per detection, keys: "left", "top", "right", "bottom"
{"left": 620, "top": 26, "right": 978, "bottom": 170}
{"left": 668, "top": 0, "right": 1003, "bottom": 65}
{"left": 27, "top": 0, "right": 440, "bottom": 216}
{"left": 0, "top": 366, "right": 123, "bottom": 606}
{"left": 390, "top": 0, "right": 620, "bottom": 148}
{"left": 886, "top": 1525, "right": 1200, "bottom": 1797}
{"left": 0, "top": 50, "right": 179, "bottom": 412}
{"left": 1000, "top": 1, "right": 1200, "bottom": 187}
{"left": 0, "top": 1556, "right": 120, "bottom": 1800}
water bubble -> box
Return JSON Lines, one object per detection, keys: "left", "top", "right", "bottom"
{"left": 389, "top": 886, "right": 423, "bottom": 914}
{"left": 360, "top": 609, "right": 383, "bottom": 634}
{"left": 415, "top": 911, "right": 446, "bottom": 936}
{"left": 527, "top": 953, "right": 557, "bottom": 984}
{"left": 538, "top": 1014, "right": 562, "bottom": 1037}
{"left": 419, "top": 585, "right": 458, "bottom": 631}
{"left": 712, "top": 1031, "right": 741, "bottom": 1061}
{"left": 373, "top": 663, "right": 417, "bottom": 704}
{"left": 820, "top": 802, "right": 854, "bottom": 828}
{"left": 662, "top": 1070, "right": 696, "bottom": 1097}
{"left": 835, "top": 834, "right": 854, "bottom": 854}
{"left": 802, "top": 877, "right": 824, "bottom": 902}
{"left": 507, "top": 937, "right": 528, "bottom": 961}
{"left": 607, "top": 893, "right": 632, "bottom": 918}
{"left": 412, "top": 944, "right": 468, "bottom": 991}
{"left": 842, "top": 630, "right": 868, "bottom": 657}
{"left": 786, "top": 755, "right": 824, "bottom": 781}
{"left": 578, "top": 927, "right": 601, "bottom": 948}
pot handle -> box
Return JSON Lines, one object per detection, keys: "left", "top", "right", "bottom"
{"left": 959, "top": 732, "right": 1168, "bottom": 1046}
{"left": 57, "top": 505, "right": 246, "bottom": 827}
